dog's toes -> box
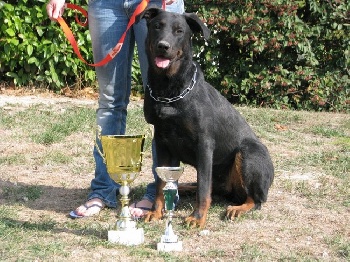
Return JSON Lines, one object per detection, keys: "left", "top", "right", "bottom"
{"left": 184, "top": 218, "right": 197, "bottom": 229}
{"left": 144, "top": 211, "right": 162, "bottom": 222}
{"left": 226, "top": 197, "right": 256, "bottom": 220}
{"left": 184, "top": 216, "right": 205, "bottom": 228}
{"left": 184, "top": 218, "right": 198, "bottom": 228}
{"left": 226, "top": 205, "right": 243, "bottom": 220}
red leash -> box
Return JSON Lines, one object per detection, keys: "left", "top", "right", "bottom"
{"left": 56, "top": 0, "right": 154, "bottom": 67}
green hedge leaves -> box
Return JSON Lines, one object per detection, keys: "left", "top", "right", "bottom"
{"left": 1, "top": 0, "right": 349, "bottom": 111}
{"left": 187, "top": 0, "right": 349, "bottom": 111}
{"left": 0, "top": 0, "right": 95, "bottom": 91}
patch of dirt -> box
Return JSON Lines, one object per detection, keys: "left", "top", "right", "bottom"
{"left": 0, "top": 86, "right": 143, "bottom": 109}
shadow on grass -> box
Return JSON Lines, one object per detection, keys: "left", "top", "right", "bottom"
{"left": 0, "top": 179, "right": 237, "bottom": 229}
{"left": 0, "top": 179, "right": 92, "bottom": 214}
{"left": 0, "top": 180, "right": 156, "bottom": 215}
{"left": 0, "top": 216, "right": 109, "bottom": 240}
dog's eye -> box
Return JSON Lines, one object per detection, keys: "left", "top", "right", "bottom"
{"left": 176, "top": 29, "right": 184, "bottom": 34}
{"left": 154, "top": 23, "right": 161, "bottom": 30}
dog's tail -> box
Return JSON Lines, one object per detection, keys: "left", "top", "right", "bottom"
{"left": 178, "top": 182, "right": 197, "bottom": 193}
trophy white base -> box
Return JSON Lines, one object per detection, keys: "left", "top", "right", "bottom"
{"left": 157, "top": 241, "right": 183, "bottom": 252}
{"left": 108, "top": 228, "right": 144, "bottom": 246}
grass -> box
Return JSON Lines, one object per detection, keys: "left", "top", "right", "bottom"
{"left": 0, "top": 105, "right": 95, "bottom": 145}
{"left": 0, "top": 98, "right": 349, "bottom": 261}
{"left": 326, "top": 234, "right": 350, "bottom": 259}
{"left": 0, "top": 153, "right": 26, "bottom": 165}
{"left": 2, "top": 184, "right": 43, "bottom": 201}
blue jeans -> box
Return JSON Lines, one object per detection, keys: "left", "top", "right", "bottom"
{"left": 87, "top": 0, "right": 185, "bottom": 207}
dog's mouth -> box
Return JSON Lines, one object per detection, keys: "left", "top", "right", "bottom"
{"left": 155, "top": 56, "right": 171, "bottom": 69}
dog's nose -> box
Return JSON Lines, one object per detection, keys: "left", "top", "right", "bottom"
{"left": 157, "top": 40, "right": 170, "bottom": 51}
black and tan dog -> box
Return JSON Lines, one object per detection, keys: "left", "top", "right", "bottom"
{"left": 138, "top": 8, "right": 274, "bottom": 228}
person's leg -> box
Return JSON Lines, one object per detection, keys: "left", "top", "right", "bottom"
{"left": 71, "top": 0, "right": 135, "bottom": 217}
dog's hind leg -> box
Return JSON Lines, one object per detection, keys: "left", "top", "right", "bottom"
{"left": 225, "top": 139, "right": 274, "bottom": 220}
{"left": 226, "top": 197, "right": 255, "bottom": 219}
{"left": 225, "top": 152, "right": 256, "bottom": 219}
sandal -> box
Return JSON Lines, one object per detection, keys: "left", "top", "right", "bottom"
{"left": 129, "top": 199, "right": 153, "bottom": 219}
{"left": 69, "top": 199, "right": 105, "bottom": 219}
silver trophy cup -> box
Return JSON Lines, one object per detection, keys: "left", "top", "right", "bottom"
{"left": 156, "top": 166, "right": 184, "bottom": 252}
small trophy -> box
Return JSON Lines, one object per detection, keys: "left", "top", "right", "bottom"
{"left": 156, "top": 166, "right": 184, "bottom": 252}
{"left": 96, "top": 126, "right": 145, "bottom": 246}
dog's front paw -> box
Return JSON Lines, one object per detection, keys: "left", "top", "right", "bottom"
{"left": 185, "top": 213, "right": 206, "bottom": 228}
{"left": 144, "top": 210, "right": 163, "bottom": 222}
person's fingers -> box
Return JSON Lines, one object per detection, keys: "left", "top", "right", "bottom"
{"left": 46, "top": 4, "right": 54, "bottom": 20}
{"left": 46, "top": 1, "right": 65, "bottom": 21}
{"left": 52, "top": 4, "right": 63, "bottom": 19}
{"left": 166, "top": 0, "right": 176, "bottom": 5}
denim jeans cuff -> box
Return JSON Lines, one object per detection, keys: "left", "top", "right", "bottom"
{"left": 88, "top": 194, "right": 117, "bottom": 208}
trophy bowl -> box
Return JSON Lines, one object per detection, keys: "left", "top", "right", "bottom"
{"left": 156, "top": 166, "right": 184, "bottom": 183}
{"left": 99, "top": 134, "right": 145, "bottom": 182}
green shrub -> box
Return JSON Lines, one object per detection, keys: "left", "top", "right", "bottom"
{"left": 0, "top": 0, "right": 348, "bottom": 111}
{"left": 0, "top": 0, "right": 97, "bottom": 91}
{"left": 187, "top": 0, "right": 349, "bottom": 111}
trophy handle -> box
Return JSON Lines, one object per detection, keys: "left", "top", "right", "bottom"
{"left": 95, "top": 125, "right": 106, "bottom": 163}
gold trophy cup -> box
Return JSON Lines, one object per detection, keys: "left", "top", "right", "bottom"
{"left": 96, "top": 126, "right": 145, "bottom": 245}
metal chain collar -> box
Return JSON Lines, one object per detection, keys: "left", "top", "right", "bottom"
{"left": 146, "top": 63, "right": 197, "bottom": 103}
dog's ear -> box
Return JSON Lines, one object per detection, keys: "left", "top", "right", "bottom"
{"left": 184, "top": 13, "right": 211, "bottom": 40}
{"left": 136, "top": 6, "right": 163, "bottom": 24}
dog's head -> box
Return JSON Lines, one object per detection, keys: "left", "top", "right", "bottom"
{"left": 138, "top": 8, "right": 210, "bottom": 75}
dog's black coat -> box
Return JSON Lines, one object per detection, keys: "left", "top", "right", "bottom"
{"left": 138, "top": 8, "right": 274, "bottom": 228}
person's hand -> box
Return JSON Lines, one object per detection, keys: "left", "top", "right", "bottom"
{"left": 165, "top": 0, "right": 177, "bottom": 5}
{"left": 46, "top": 0, "right": 66, "bottom": 21}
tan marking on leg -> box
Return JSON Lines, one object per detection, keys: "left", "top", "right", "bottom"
{"left": 144, "top": 181, "right": 165, "bottom": 222}
{"left": 185, "top": 195, "right": 211, "bottom": 228}
{"left": 225, "top": 152, "right": 244, "bottom": 193}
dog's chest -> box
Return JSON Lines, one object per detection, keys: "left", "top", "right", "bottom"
{"left": 152, "top": 103, "right": 196, "bottom": 140}
{"left": 155, "top": 104, "right": 180, "bottom": 119}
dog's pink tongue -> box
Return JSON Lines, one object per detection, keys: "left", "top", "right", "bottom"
{"left": 155, "top": 57, "right": 170, "bottom": 68}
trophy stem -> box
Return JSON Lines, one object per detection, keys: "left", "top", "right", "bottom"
{"left": 161, "top": 210, "right": 178, "bottom": 243}
{"left": 119, "top": 181, "right": 130, "bottom": 208}
{"left": 116, "top": 180, "right": 134, "bottom": 231}
{"left": 108, "top": 178, "right": 144, "bottom": 245}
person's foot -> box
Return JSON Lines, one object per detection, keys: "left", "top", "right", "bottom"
{"left": 129, "top": 199, "right": 153, "bottom": 218}
{"left": 69, "top": 198, "right": 105, "bottom": 218}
